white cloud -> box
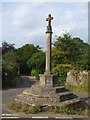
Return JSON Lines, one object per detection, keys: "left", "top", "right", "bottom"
{"left": 2, "top": 2, "right": 88, "bottom": 49}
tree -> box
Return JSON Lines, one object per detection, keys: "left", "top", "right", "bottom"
{"left": 52, "top": 33, "right": 89, "bottom": 85}
{"left": 78, "top": 47, "right": 90, "bottom": 70}
{"left": 52, "top": 33, "right": 89, "bottom": 69}
{"left": 27, "top": 51, "right": 45, "bottom": 80}
{"left": 16, "top": 44, "right": 41, "bottom": 74}
{"left": 2, "top": 41, "right": 15, "bottom": 54}
{"left": 2, "top": 51, "right": 19, "bottom": 87}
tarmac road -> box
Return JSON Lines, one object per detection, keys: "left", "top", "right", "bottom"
{"left": 2, "top": 76, "right": 36, "bottom": 114}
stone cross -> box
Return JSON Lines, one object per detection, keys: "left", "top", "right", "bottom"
{"left": 45, "top": 14, "right": 53, "bottom": 74}
{"left": 40, "top": 14, "right": 57, "bottom": 86}
{"left": 46, "top": 14, "right": 53, "bottom": 27}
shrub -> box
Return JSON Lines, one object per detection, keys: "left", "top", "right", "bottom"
{"left": 2, "top": 51, "right": 19, "bottom": 88}
{"left": 31, "top": 69, "right": 40, "bottom": 80}
{"left": 52, "top": 64, "right": 73, "bottom": 85}
{"left": 31, "top": 70, "right": 36, "bottom": 76}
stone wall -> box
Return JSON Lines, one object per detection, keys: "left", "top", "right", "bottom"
{"left": 66, "top": 70, "right": 88, "bottom": 86}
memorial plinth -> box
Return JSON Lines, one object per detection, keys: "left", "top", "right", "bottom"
{"left": 39, "top": 74, "right": 57, "bottom": 86}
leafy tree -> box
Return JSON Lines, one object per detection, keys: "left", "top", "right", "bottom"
{"left": 16, "top": 44, "right": 41, "bottom": 74}
{"left": 27, "top": 51, "right": 45, "bottom": 80}
{"left": 52, "top": 33, "right": 89, "bottom": 69}
{"left": 2, "top": 51, "right": 19, "bottom": 87}
{"left": 78, "top": 47, "right": 90, "bottom": 70}
{"left": 52, "top": 33, "right": 89, "bottom": 84}
{"left": 2, "top": 41, "right": 15, "bottom": 54}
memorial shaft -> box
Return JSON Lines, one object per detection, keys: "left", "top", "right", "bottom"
{"left": 46, "top": 14, "right": 53, "bottom": 74}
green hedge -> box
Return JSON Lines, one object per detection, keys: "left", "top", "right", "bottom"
{"left": 52, "top": 64, "right": 73, "bottom": 85}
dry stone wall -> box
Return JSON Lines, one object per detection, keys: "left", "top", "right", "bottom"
{"left": 66, "top": 70, "right": 88, "bottom": 86}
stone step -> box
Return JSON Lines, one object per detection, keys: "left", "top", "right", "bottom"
{"left": 58, "top": 91, "right": 78, "bottom": 102}
{"left": 59, "top": 98, "right": 82, "bottom": 108}
{"left": 55, "top": 86, "right": 69, "bottom": 93}
{"left": 15, "top": 94, "right": 82, "bottom": 109}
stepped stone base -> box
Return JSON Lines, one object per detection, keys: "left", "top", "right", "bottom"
{"left": 15, "top": 83, "right": 85, "bottom": 109}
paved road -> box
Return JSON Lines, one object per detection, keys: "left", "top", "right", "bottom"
{"left": 2, "top": 76, "right": 36, "bottom": 114}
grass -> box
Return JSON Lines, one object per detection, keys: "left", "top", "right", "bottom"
{"left": 8, "top": 99, "right": 41, "bottom": 114}
{"left": 65, "top": 76, "right": 89, "bottom": 94}
{"left": 8, "top": 99, "right": 89, "bottom": 115}
{"left": 48, "top": 106, "right": 89, "bottom": 115}
{"left": 65, "top": 84, "right": 89, "bottom": 94}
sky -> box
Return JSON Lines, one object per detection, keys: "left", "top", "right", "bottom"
{"left": 1, "top": 2, "right": 88, "bottom": 50}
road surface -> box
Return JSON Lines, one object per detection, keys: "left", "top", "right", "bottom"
{"left": 2, "top": 76, "right": 36, "bottom": 114}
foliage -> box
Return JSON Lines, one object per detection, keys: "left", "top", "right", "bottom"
{"left": 27, "top": 51, "right": 45, "bottom": 80}
{"left": 48, "top": 106, "right": 89, "bottom": 115}
{"left": 2, "top": 51, "right": 19, "bottom": 88}
{"left": 8, "top": 99, "right": 89, "bottom": 115}
{"left": 2, "top": 33, "right": 89, "bottom": 86}
{"left": 65, "top": 70, "right": 89, "bottom": 93}
{"left": 16, "top": 44, "right": 41, "bottom": 74}
{"left": 78, "top": 47, "right": 90, "bottom": 70}
{"left": 65, "top": 84, "right": 88, "bottom": 93}
{"left": 52, "top": 64, "right": 73, "bottom": 85}
{"left": 2, "top": 41, "right": 15, "bottom": 54}
{"left": 52, "top": 33, "right": 89, "bottom": 84}
{"left": 31, "top": 69, "right": 39, "bottom": 80}
{"left": 52, "top": 33, "right": 89, "bottom": 66}
{"left": 27, "top": 51, "right": 45, "bottom": 71}
{"left": 8, "top": 100, "right": 41, "bottom": 114}
{"left": 28, "top": 103, "right": 40, "bottom": 114}
{"left": 31, "top": 69, "right": 36, "bottom": 76}
{"left": 34, "top": 70, "right": 40, "bottom": 80}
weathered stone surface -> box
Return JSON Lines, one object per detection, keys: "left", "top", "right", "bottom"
{"left": 39, "top": 74, "right": 57, "bottom": 86}
{"left": 15, "top": 85, "right": 82, "bottom": 108}
{"left": 45, "top": 14, "right": 53, "bottom": 74}
{"left": 66, "top": 70, "right": 88, "bottom": 85}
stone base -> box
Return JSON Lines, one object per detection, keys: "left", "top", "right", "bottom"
{"left": 15, "top": 84, "right": 83, "bottom": 109}
{"left": 39, "top": 74, "right": 57, "bottom": 86}
{"left": 14, "top": 75, "right": 86, "bottom": 110}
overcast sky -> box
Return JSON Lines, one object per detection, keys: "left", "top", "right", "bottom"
{"left": 1, "top": 2, "right": 88, "bottom": 50}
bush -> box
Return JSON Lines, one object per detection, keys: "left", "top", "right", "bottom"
{"left": 27, "top": 51, "right": 45, "bottom": 77}
{"left": 35, "top": 70, "right": 40, "bottom": 80}
{"left": 2, "top": 66, "right": 19, "bottom": 87}
{"left": 31, "top": 69, "right": 40, "bottom": 80}
{"left": 2, "top": 51, "right": 19, "bottom": 88}
{"left": 52, "top": 64, "right": 73, "bottom": 85}
{"left": 31, "top": 70, "right": 36, "bottom": 76}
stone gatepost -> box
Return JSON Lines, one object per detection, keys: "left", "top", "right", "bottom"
{"left": 40, "top": 14, "right": 57, "bottom": 86}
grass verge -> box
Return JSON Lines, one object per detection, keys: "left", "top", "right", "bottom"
{"left": 8, "top": 99, "right": 41, "bottom": 114}
{"left": 65, "top": 84, "right": 89, "bottom": 94}
{"left": 8, "top": 99, "right": 89, "bottom": 115}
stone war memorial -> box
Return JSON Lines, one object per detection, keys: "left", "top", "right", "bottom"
{"left": 15, "top": 14, "right": 87, "bottom": 110}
